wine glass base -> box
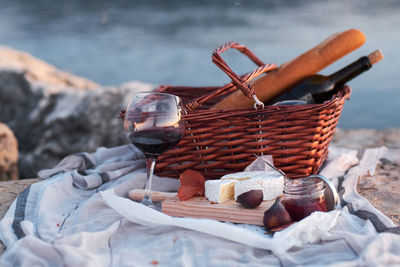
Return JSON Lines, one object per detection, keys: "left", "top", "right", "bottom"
{"left": 140, "top": 196, "right": 155, "bottom": 208}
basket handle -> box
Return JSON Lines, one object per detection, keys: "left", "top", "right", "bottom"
{"left": 184, "top": 42, "right": 277, "bottom": 111}
{"left": 212, "top": 42, "right": 277, "bottom": 107}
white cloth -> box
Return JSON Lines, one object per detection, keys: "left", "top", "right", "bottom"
{"left": 1, "top": 145, "right": 400, "bottom": 266}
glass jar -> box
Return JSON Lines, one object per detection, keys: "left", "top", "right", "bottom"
{"left": 283, "top": 177, "right": 327, "bottom": 221}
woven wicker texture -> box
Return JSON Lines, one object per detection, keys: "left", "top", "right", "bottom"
{"left": 122, "top": 42, "right": 351, "bottom": 179}
{"left": 156, "top": 86, "right": 350, "bottom": 179}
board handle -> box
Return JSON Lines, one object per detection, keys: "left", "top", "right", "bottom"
{"left": 129, "top": 189, "right": 177, "bottom": 202}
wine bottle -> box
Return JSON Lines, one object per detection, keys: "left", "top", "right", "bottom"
{"left": 210, "top": 29, "right": 367, "bottom": 110}
{"left": 270, "top": 50, "right": 383, "bottom": 105}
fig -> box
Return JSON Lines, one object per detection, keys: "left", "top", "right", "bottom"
{"left": 236, "top": 190, "right": 263, "bottom": 209}
{"left": 263, "top": 196, "right": 292, "bottom": 230}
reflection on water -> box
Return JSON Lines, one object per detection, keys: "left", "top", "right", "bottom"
{"left": 0, "top": 0, "right": 399, "bottom": 128}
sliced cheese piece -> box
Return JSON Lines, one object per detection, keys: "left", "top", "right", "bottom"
{"left": 232, "top": 171, "right": 284, "bottom": 201}
{"left": 204, "top": 179, "right": 236, "bottom": 203}
{"left": 221, "top": 173, "right": 250, "bottom": 181}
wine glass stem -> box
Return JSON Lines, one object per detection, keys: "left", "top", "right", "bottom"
{"left": 142, "top": 157, "right": 156, "bottom": 206}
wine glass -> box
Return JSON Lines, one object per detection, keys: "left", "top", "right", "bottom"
{"left": 124, "top": 92, "right": 184, "bottom": 207}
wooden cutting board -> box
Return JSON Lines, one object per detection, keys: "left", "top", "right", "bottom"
{"left": 162, "top": 196, "right": 274, "bottom": 225}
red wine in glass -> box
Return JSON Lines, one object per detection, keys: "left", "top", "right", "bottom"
{"left": 124, "top": 92, "right": 184, "bottom": 207}
{"left": 128, "top": 128, "right": 183, "bottom": 158}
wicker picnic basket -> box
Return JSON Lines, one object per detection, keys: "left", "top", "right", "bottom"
{"left": 132, "top": 42, "right": 351, "bottom": 179}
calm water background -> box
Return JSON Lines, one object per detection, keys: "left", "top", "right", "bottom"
{"left": 0, "top": 0, "right": 399, "bottom": 128}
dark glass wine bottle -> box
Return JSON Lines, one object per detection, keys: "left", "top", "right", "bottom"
{"left": 271, "top": 50, "right": 383, "bottom": 105}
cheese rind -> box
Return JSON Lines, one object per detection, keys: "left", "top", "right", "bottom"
{"left": 234, "top": 172, "right": 284, "bottom": 201}
{"left": 204, "top": 179, "right": 236, "bottom": 203}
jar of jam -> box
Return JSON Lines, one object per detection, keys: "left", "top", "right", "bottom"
{"left": 283, "top": 177, "right": 327, "bottom": 221}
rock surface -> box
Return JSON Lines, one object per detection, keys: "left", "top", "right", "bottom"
{"left": 0, "top": 46, "right": 154, "bottom": 178}
{"left": 358, "top": 159, "right": 400, "bottom": 225}
{"left": 0, "top": 178, "right": 40, "bottom": 254}
{"left": 333, "top": 128, "right": 400, "bottom": 225}
{"left": 0, "top": 45, "right": 99, "bottom": 90}
{"left": 332, "top": 128, "right": 400, "bottom": 150}
{"left": 0, "top": 123, "right": 18, "bottom": 181}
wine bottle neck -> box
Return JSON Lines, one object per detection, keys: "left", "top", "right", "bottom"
{"left": 328, "top": 56, "right": 372, "bottom": 87}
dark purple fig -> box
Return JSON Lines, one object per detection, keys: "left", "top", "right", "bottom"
{"left": 236, "top": 190, "right": 263, "bottom": 209}
{"left": 263, "top": 196, "right": 292, "bottom": 230}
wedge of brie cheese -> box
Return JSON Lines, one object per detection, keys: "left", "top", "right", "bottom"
{"left": 204, "top": 179, "right": 236, "bottom": 203}
{"left": 205, "top": 171, "right": 284, "bottom": 203}
{"left": 233, "top": 171, "right": 284, "bottom": 201}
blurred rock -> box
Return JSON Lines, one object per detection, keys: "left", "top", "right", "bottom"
{"left": 0, "top": 45, "right": 99, "bottom": 90}
{"left": 332, "top": 128, "right": 384, "bottom": 150}
{"left": 357, "top": 158, "right": 400, "bottom": 226}
{"left": 332, "top": 128, "right": 400, "bottom": 150}
{"left": 0, "top": 123, "right": 18, "bottom": 181}
{"left": 0, "top": 46, "right": 154, "bottom": 178}
{"left": 381, "top": 128, "right": 400, "bottom": 148}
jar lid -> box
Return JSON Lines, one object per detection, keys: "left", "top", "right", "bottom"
{"left": 308, "top": 175, "right": 339, "bottom": 211}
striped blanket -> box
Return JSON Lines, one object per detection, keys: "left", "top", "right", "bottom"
{"left": 0, "top": 145, "right": 399, "bottom": 266}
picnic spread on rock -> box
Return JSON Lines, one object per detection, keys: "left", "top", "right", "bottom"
{"left": 3, "top": 27, "right": 400, "bottom": 266}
